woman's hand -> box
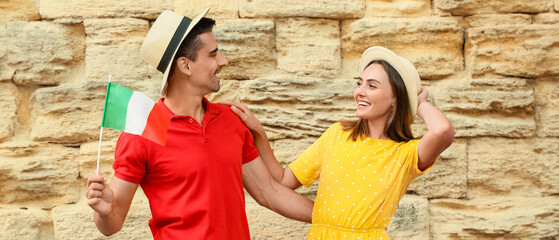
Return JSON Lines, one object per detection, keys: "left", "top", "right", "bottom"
{"left": 417, "top": 86, "right": 429, "bottom": 106}
{"left": 218, "top": 101, "right": 265, "bottom": 133}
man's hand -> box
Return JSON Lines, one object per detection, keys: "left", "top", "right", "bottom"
{"left": 86, "top": 173, "right": 114, "bottom": 216}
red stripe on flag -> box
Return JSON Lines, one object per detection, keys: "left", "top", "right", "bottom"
{"left": 141, "top": 104, "right": 171, "bottom": 146}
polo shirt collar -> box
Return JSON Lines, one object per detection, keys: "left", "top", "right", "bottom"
{"left": 157, "top": 97, "right": 220, "bottom": 120}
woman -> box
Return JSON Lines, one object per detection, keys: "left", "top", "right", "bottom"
{"left": 221, "top": 46, "right": 454, "bottom": 239}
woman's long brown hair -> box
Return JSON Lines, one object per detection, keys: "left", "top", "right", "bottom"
{"left": 340, "top": 60, "right": 415, "bottom": 143}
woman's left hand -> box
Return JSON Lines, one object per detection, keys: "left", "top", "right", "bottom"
{"left": 218, "top": 100, "right": 265, "bottom": 133}
{"left": 418, "top": 86, "right": 429, "bottom": 105}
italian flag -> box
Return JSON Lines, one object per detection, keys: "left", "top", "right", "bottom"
{"left": 101, "top": 82, "right": 171, "bottom": 146}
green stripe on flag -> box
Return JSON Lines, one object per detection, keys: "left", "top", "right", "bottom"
{"left": 101, "top": 82, "right": 134, "bottom": 131}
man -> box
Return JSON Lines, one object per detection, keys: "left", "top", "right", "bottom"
{"left": 86, "top": 8, "right": 313, "bottom": 239}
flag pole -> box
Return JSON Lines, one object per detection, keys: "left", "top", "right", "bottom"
{"left": 96, "top": 75, "right": 112, "bottom": 175}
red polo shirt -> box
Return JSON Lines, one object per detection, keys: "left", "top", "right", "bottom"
{"left": 113, "top": 98, "right": 259, "bottom": 240}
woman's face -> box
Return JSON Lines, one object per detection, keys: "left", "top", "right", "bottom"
{"left": 354, "top": 63, "right": 395, "bottom": 121}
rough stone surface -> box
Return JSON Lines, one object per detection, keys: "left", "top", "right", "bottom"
{"left": 214, "top": 19, "right": 276, "bottom": 80}
{"left": 245, "top": 194, "right": 311, "bottom": 240}
{"left": 39, "top": 0, "right": 172, "bottom": 20}
{"left": 0, "top": 0, "right": 40, "bottom": 23}
{"left": 239, "top": 0, "right": 364, "bottom": 19}
{"left": 387, "top": 194, "right": 430, "bottom": 240}
{"left": 342, "top": 17, "right": 463, "bottom": 79}
{"left": 79, "top": 141, "right": 118, "bottom": 187}
{"left": 173, "top": 0, "right": 239, "bottom": 19}
{"left": 468, "top": 138, "right": 559, "bottom": 197}
{"left": 30, "top": 82, "right": 117, "bottom": 143}
{"left": 408, "top": 139, "right": 468, "bottom": 199}
{"left": 1, "top": 1, "right": 558, "bottom": 239}
{"left": 436, "top": 0, "right": 552, "bottom": 15}
{"left": 534, "top": 13, "right": 559, "bottom": 24}
{"left": 0, "top": 21, "right": 84, "bottom": 86}
{"left": 84, "top": 18, "right": 151, "bottom": 83}
{"left": 276, "top": 18, "right": 341, "bottom": 79}
{"left": 366, "top": 0, "right": 431, "bottom": 17}
{"left": 447, "top": 113, "right": 535, "bottom": 138}
{"left": 535, "top": 79, "right": 559, "bottom": 137}
{"left": 465, "top": 14, "right": 532, "bottom": 28}
{"left": 467, "top": 24, "right": 559, "bottom": 78}
{"left": 0, "top": 208, "right": 53, "bottom": 240}
{"left": 0, "top": 143, "right": 79, "bottom": 208}
{"left": 431, "top": 78, "right": 534, "bottom": 114}
{"left": 51, "top": 200, "right": 152, "bottom": 240}
{"left": 0, "top": 83, "right": 18, "bottom": 143}
{"left": 239, "top": 77, "right": 355, "bottom": 140}
{"left": 431, "top": 197, "right": 559, "bottom": 239}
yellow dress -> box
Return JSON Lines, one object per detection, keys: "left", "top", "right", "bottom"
{"left": 289, "top": 122, "right": 435, "bottom": 240}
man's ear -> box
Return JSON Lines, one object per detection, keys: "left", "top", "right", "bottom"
{"left": 176, "top": 56, "right": 192, "bottom": 76}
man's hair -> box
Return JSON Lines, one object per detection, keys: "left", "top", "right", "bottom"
{"left": 340, "top": 59, "right": 415, "bottom": 142}
{"left": 170, "top": 17, "right": 216, "bottom": 73}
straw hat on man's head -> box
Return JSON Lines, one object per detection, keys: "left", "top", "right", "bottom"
{"left": 141, "top": 8, "right": 210, "bottom": 96}
{"left": 358, "top": 46, "right": 422, "bottom": 118}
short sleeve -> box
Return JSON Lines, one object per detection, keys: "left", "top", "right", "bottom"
{"left": 113, "top": 132, "right": 149, "bottom": 184}
{"left": 241, "top": 127, "right": 260, "bottom": 164}
{"left": 404, "top": 139, "right": 437, "bottom": 179}
{"left": 289, "top": 123, "right": 338, "bottom": 187}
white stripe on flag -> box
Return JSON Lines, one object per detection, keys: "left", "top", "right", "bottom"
{"left": 124, "top": 91, "right": 156, "bottom": 135}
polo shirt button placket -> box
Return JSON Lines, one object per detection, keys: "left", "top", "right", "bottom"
{"left": 189, "top": 118, "right": 193, "bottom": 123}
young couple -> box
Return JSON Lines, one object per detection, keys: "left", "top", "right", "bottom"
{"left": 86, "top": 8, "right": 454, "bottom": 240}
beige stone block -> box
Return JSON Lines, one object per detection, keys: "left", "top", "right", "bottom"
{"left": 52, "top": 200, "right": 152, "bottom": 240}
{"left": 387, "top": 194, "right": 429, "bottom": 240}
{"left": 468, "top": 138, "right": 559, "bottom": 197}
{"left": 465, "top": 14, "right": 532, "bottom": 28}
{"left": 273, "top": 139, "right": 320, "bottom": 196}
{"left": 239, "top": 77, "right": 355, "bottom": 140}
{"left": 173, "top": 0, "right": 239, "bottom": 19}
{"left": 431, "top": 78, "right": 533, "bottom": 114}
{"left": 366, "top": 0, "right": 431, "bottom": 17}
{"left": 0, "top": 143, "right": 79, "bottom": 207}
{"left": 276, "top": 18, "right": 341, "bottom": 79}
{"left": 30, "top": 81, "right": 120, "bottom": 143}
{"left": 342, "top": 17, "right": 463, "bottom": 79}
{"left": 535, "top": 79, "right": 559, "bottom": 137}
{"left": 206, "top": 80, "right": 241, "bottom": 103}
{"left": 448, "top": 113, "right": 535, "bottom": 138}
{"left": 79, "top": 141, "right": 117, "bottom": 187}
{"left": 0, "top": 83, "right": 18, "bottom": 142}
{"left": 245, "top": 195, "right": 311, "bottom": 240}
{"left": 214, "top": 19, "right": 275, "bottom": 80}
{"left": 430, "top": 197, "right": 559, "bottom": 239}
{"left": 466, "top": 24, "right": 559, "bottom": 78}
{"left": 0, "top": 21, "right": 84, "bottom": 86}
{"left": 408, "top": 139, "right": 467, "bottom": 199}
{"left": 239, "top": 0, "right": 364, "bottom": 18}
{"left": 535, "top": 13, "right": 559, "bottom": 24}
{"left": 0, "top": 208, "right": 53, "bottom": 240}
{"left": 274, "top": 138, "right": 316, "bottom": 166}
{"left": 435, "top": 0, "right": 552, "bottom": 15}
{"left": 84, "top": 18, "right": 151, "bottom": 83}
{"left": 556, "top": 0, "right": 559, "bottom": 11}
{"left": 39, "top": 0, "right": 172, "bottom": 20}
{"left": 0, "top": 0, "right": 40, "bottom": 23}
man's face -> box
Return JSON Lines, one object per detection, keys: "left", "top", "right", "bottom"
{"left": 189, "top": 32, "right": 228, "bottom": 94}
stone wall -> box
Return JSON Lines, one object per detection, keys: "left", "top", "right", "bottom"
{"left": 1, "top": 0, "right": 558, "bottom": 239}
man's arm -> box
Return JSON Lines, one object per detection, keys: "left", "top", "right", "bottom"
{"left": 86, "top": 173, "right": 138, "bottom": 236}
{"left": 242, "top": 157, "right": 313, "bottom": 223}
